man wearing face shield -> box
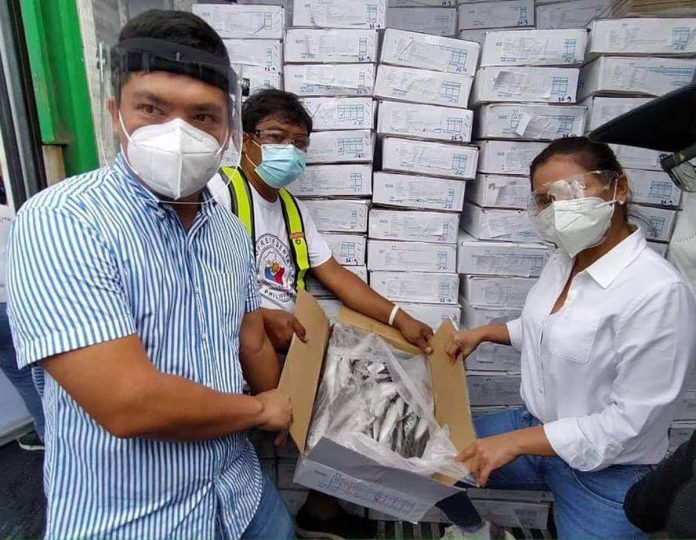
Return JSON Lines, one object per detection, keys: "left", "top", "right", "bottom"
{"left": 6, "top": 10, "right": 294, "bottom": 540}
{"left": 591, "top": 82, "right": 696, "bottom": 537}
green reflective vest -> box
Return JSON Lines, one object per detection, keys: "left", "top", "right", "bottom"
{"left": 219, "top": 167, "right": 310, "bottom": 290}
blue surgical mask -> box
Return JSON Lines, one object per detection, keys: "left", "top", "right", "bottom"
{"left": 253, "top": 143, "right": 306, "bottom": 189}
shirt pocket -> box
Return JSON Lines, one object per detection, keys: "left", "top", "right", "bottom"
{"left": 545, "top": 310, "right": 600, "bottom": 364}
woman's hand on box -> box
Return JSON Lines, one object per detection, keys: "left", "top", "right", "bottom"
{"left": 394, "top": 311, "right": 434, "bottom": 354}
{"left": 457, "top": 432, "right": 522, "bottom": 487}
{"left": 446, "top": 328, "right": 484, "bottom": 364}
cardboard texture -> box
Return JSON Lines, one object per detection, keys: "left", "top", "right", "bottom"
{"left": 458, "top": 28, "right": 526, "bottom": 46}
{"left": 284, "top": 29, "right": 378, "bottom": 64}
{"left": 465, "top": 174, "right": 531, "bottom": 210}
{"left": 234, "top": 65, "right": 282, "bottom": 94}
{"left": 467, "top": 343, "right": 521, "bottom": 373}
{"left": 290, "top": 164, "right": 372, "bottom": 198}
{"left": 477, "top": 140, "right": 548, "bottom": 176}
{"left": 367, "top": 240, "right": 458, "bottom": 273}
{"left": 457, "top": 233, "right": 548, "bottom": 277}
{"left": 370, "top": 271, "right": 460, "bottom": 305}
{"left": 374, "top": 65, "right": 474, "bottom": 108}
{"left": 322, "top": 234, "right": 367, "bottom": 266}
{"left": 192, "top": 4, "right": 284, "bottom": 39}
{"left": 372, "top": 172, "right": 467, "bottom": 212}
{"left": 480, "top": 29, "right": 587, "bottom": 67}
{"left": 386, "top": 7, "right": 458, "bottom": 37}
{"left": 457, "top": 0, "right": 535, "bottom": 31}
{"left": 472, "top": 66, "right": 580, "bottom": 105}
{"left": 627, "top": 169, "right": 683, "bottom": 208}
{"left": 467, "top": 374, "right": 524, "bottom": 407}
{"left": 377, "top": 101, "right": 474, "bottom": 144}
{"left": 460, "top": 299, "right": 522, "bottom": 329}
{"left": 610, "top": 144, "right": 664, "bottom": 171}
{"left": 280, "top": 292, "right": 477, "bottom": 521}
{"left": 302, "top": 199, "right": 369, "bottom": 233}
{"left": 461, "top": 201, "right": 539, "bottom": 243}
{"left": 475, "top": 104, "right": 586, "bottom": 141}
{"left": 224, "top": 39, "right": 283, "bottom": 72}
{"left": 284, "top": 64, "right": 375, "bottom": 97}
{"left": 461, "top": 275, "right": 537, "bottom": 309}
{"left": 306, "top": 130, "right": 374, "bottom": 164}
{"left": 588, "top": 18, "right": 696, "bottom": 56}
{"left": 578, "top": 56, "right": 696, "bottom": 100}
{"left": 293, "top": 0, "right": 387, "bottom": 29}
{"left": 369, "top": 209, "right": 459, "bottom": 244}
{"left": 301, "top": 97, "right": 375, "bottom": 131}
{"left": 380, "top": 29, "right": 480, "bottom": 76}
{"left": 583, "top": 96, "right": 651, "bottom": 132}
{"left": 536, "top": 0, "right": 609, "bottom": 30}
{"left": 382, "top": 137, "right": 479, "bottom": 180}
{"left": 629, "top": 205, "right": 678, "bottom": 243}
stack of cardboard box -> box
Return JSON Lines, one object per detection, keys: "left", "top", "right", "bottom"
{"left": 580, "top": 18, "right": 696, "bottom": 259}
{"left": 461, "top": 24, "right": 587, "bottom": 455}
{"left": 193, "top": 3, "right": 286, "bottom": 95}
{"left": 369, "top": 28, "right": 480, "bottom": 330}
{"left": 281, "top": 0, "right": 387, "bottom": 319}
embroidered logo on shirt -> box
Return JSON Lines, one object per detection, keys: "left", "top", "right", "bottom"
{"left": 256, "top": 233, "right": 295, "bottom": 303}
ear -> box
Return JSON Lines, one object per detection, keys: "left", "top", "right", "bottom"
{"left": 616, "top": 174, "right": 630, "bottom": 205}
{"left": 107, "top": 96, "right": 120, "bottom": 135}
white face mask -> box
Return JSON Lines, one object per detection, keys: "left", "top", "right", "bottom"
{"left": 120, "top": 114, "right": 225, "bottom": 200}
{"left": 534, "top": 196, "right": 615, "bottom": 258}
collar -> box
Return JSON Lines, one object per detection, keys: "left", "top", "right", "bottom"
{"left": 112, "top": 153, "right": 218, "bottom": 217}
{"left": 583, "top": 228, "right": 647, "bottom": 289}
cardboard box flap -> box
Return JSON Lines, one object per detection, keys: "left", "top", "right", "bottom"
{"left": 339, "top": 306, "right": 422, "bottom": 356}
{"left": 429, "top": 321, "right": 477, "bottom": 452}
{"left": 279, "top": 290, "right": 330, "bottom": 452}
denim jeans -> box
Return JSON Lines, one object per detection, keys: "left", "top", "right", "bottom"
{"left": 0, "top": 303, "right": 44, "bottom": 440}
{"left": 241, "top": 473, "right": 295, "bottom": 539}
{"left": 438, "top": 408, "right": 651, "bottom": 539}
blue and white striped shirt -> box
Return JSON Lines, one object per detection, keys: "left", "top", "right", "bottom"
{"left": 7, "top": 155, "right": 263, "bottom": 539}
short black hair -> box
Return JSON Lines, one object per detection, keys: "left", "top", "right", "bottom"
{"left": 242, "top": 89, "right": 313, "bottom": 134}
{"left": 112, "top": 10, "right": 228, "bottom": 98}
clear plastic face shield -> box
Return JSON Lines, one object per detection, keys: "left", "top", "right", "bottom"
{"left": 104, "top": 38, "right": 244, "bottom": 202}
{"left": 660, "top": 142, "right": 696, "bottom": 193}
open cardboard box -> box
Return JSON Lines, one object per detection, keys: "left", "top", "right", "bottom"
{"left": 278, "top": 290, "right": 477, "bottom": 522}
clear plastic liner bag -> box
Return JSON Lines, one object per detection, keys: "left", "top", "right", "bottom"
{"left": 307, "top": 324, "right": 472, "bottom": 483}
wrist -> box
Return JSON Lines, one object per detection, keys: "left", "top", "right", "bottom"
{"left": 392, "top": 307, "right": 409, "bottom": 329}
{"left": 251, "top": 396, "right": 266, "bottom": 427}
{"left": 472, "top": 325, "right": 490, "bottom": 345}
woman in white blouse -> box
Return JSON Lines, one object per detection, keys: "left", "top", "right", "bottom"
{"left": 439, "top": 137, "right": 696, "bottom": 540}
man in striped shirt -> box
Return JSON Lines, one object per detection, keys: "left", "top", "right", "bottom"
{"left": 7, "top": 10, "right": 294, "bottom": 539}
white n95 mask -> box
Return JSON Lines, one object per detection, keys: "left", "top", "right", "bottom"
{"left": 534, "top": 197, "right": 615, "bottom": 258}
{"left": 120, "top": 114, "right": 225, "bottom": 200}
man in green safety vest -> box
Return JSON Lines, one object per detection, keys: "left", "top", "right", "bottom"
{"left": 208, "top": 89, "right": 433, "bottom": 539}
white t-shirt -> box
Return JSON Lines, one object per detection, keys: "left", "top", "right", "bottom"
{"left": 208, "top": 173, "right": 332, "bottom": 311}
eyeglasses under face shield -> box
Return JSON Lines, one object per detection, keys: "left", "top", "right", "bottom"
{"left": 528, "top": 170, "right": 620, "bottom": 217}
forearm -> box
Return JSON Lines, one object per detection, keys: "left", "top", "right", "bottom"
{"left": 241, "top": 334, "right": 281, "bottom": 394}
{"left": 511, "top": 426, "right": 557, "bottom": 457}
{"left": 474, "top": 324, "right": 511, "bottom": 346}
{"left": 115, "top": 372, "right": 266, "bottom": 440}
{"left": 330, "top": 270, "right": 394, "bottom": 324}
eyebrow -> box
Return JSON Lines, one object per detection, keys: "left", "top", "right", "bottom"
{"left": 190, "top": 103, "right": 225, "bottom": 115}
{"left": 132, "top": 91, "right": 171, "bottom": 107}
